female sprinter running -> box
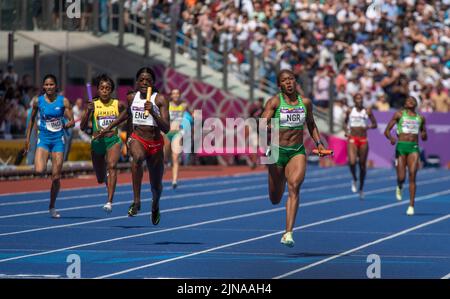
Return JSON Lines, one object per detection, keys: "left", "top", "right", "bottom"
{"left": 384, "top": 96, "right": 427, "bottom": 216}
{"left": 261, "top": 69, "right": 328, "bottom": 247}
{"left": 344, "top": 92, "right": 377, "bottom": 199}
{"left": 96, "top": 67, "right": 170, "bottom": 225}
{"left": 80, "top": 74, "right": 126, "bottom": 213}
{"left": 24, "top": 74, "right": 75, "bottom": 218}
{"left": 164, "top": 88, "right": 189, "bottom": 189}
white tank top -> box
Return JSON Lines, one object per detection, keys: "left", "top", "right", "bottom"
{"left": 348, "top": 107, "right": 368, "bottom": 128}
{"left": 130, "top": 91, "right": 161, "bottom": 127}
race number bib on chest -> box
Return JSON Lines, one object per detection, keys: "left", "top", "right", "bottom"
{"left": 45, "top": 118, "right": 62, "bottom": 132}
{"left": 97, "top": 116, "right": 116, "bottom": 129}
{"left": 402, "top": 119, "right": 420, "bottom": 134}
{"left": 279, "top": 107, "right": 306, "bottom": 127}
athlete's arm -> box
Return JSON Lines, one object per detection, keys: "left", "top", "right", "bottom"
{"left": 261, "top": 95, "right": 279, "bottom": 129}
{"left": 24, "top": 97, "right": 38, "bottom": 153}
{"left": 367, "top": 107, "right": 378, "bottom": 129}
{"left": 420, "top": 115, "right": 427, "bottom": 141}
{"left": 80, "top": 101, "right": 94, "bottom": 131}
{"left": 384, "top": 111, "right": 402, "bottom": 145}
{"left": 148, "top": 93, "right": 170, "bottom": 134}
{"left": 343, "top": 107, "right": 351, "bottom": 137}
{"left": 63, "top": 98, "right": 75, "bottom": 129}
{"left": 304, "top": 97, "right": 326, "bottom": 152}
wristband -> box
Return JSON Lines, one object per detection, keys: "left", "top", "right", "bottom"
{"left": 315, "top": 140, "right": 323, "bottom": 147}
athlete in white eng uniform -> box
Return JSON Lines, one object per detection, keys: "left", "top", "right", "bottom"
{"left": 344, "top": 93, "right": 377, "bottom": 199}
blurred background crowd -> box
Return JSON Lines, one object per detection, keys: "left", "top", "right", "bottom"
{"left": 1, "top": 0, "right": 450, "bottom": 141}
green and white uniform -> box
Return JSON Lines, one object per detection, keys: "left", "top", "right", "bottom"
{"left": 270, "top": 93, "right": 307, "bottom": 167}
{"left": 396, "top": 110, "right": 422, "bottom": 156}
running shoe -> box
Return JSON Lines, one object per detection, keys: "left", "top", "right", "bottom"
{"left": 396, "top": 186, "right": 402, "bottom": 201}
{"left": 127, "top": 202, "right": 140, "bottom": 217}
{"left": 103, "top": 202, "right": 112, "bottom": 213}
{"left": 359, "top": 190, "right": 364, "bottom": 200}
{"left": 351, "top": 180, "right": 357, "bottom": 193}
{"left": 406, "top": 206, "right": 414, "bottom": 216}
{"left": 49, "top": 208, "right": 60, "bottom": 219}
{"left": 172, "top": 182, "right": 177, "bottom": 190}
{"left": 151, "top": 208, "right": 160, "bottom": 225}
{"left": 280, "top": 232, "right": 295, "bottom": 247}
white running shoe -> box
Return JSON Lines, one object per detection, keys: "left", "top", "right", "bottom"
{"left": 406, "top": 206, "right": 414, "bottom": 216}
{"left": 396, "top": 186, "right": 402, "bottom": 201}
{"left": 280, "top": 232, "right": 295, "bottom": 247}
{"left": 49, "top": 208, "right": 60, "bottom": 219}
{"left": 103, "top": 202, "right": 112, "bottom": 213}
{"left": 351, "top": 180, "right": 357, "bottom": 193}
{"left": 359, "top": 191, "right": 364, "bottom": 200}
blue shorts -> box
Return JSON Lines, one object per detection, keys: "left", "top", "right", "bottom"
{"left": 37, "top": 135, "right": 65, "bottom": 153}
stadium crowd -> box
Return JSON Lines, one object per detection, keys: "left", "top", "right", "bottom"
{"left": 2, "top": 0, "right": 450, "bottom": 142}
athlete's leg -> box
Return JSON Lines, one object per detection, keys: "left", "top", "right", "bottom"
{"left": 35, "top": 147, "right": 50, "bottom": 174}
{"left": 284, "top": 154, "right": 306, "bottom": 233}
{"left": 146, "top": 148, "right": 164, "bottom": 225}
{"left": 406, "top": 152, "right": 420, "bottom": 208}
{"left": 163, "top": 134, "right": 171, "bottom": 165}
{"left": 358, "top": 142, "right": 369, "bottom": 192}
{"left": 171, "top": 134, "right": 182, "bottom": 187}
{"left": 396, "top": 155, "right": 407, "bottom": 189}
{"left": 91, "top": 150, "right": 107, "bottom": 184}
{"left": 105, "top": 143, "right": 121, "bottom": 204}
{"left": 348, "top": 141, "right": 358, "bottom": 192}
{"left": 128, "top": 138, "right": 147, "bottom": 212}
{"left": 268, "top": 164, "right": 286, "bottom": 205}
{"left": 49, "top": 151, "right": 64, "bottom": 210}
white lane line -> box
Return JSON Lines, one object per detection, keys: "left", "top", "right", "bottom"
{"left": 442, "top": 273, "right": 450, "bottom": 279}
{"left": 0, "top": 177, "right": 447, "bottom": 272}
{"left": 0, "top": 167, "right": 351, "bottom": 204}
{"left": 0, "top": 166, "right": 349, "bottom": 198}
{"left": 0, "top": 174, "right": 392, "bottom": 236}
{"left": 0, "top": 177, "right": 450, "bottom": 237}
{"left": 0, "top": 273, "right": 61, "bottom": 278}
{"left": 94, "top": 189, "right": 450, "bottom": 279}
{"left": 0, "top": 168, "right": 381, "bottom": 219}
{"left": 273, "top": 213, "right": 450, "bottom": 279}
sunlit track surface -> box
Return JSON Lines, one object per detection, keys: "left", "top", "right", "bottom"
{"left": 0, "top": 166, "right": 448, "bottom": 279}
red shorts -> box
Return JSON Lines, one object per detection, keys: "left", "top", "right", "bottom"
{"left": 348, "top": 136, "right": 368, "bottom": 149}
{"left": 131, "top": 132, "right": 164, "bottom": 155}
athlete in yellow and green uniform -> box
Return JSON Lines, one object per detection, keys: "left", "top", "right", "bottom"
{"left": 164, "top": 89, "right": 189, "bottom": 189}
{"left": 384, "top": 96, "right": 427, "bottom": 216}
{"left": 81, "top": 74, "right": 126, "bottom": 213}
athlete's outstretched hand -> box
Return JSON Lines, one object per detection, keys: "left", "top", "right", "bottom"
{"left": 64, "top": 119, "right": 75, "bottom": 129}
{"left": 389, "top": 137, "right": 396, "bottom": 145}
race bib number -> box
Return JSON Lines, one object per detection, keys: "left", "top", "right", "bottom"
{"left": 45, "top": 118, "right": 62, "bottom": 132}
{"left": 279, "top": 107, "right": 306, "bottom": 127}
{"left": 98, "top": 116, "right": 116, "bottom": 129}
{"left": 402, "top": 119, "right": 419, "bottom": 134}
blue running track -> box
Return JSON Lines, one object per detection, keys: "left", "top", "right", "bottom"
{"left": 0, "top": 166, "right": 449, "bottom": 279}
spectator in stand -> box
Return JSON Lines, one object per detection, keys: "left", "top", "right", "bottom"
{"left": 374, "top": 93, "right": 391, "bottom": 112}
{"left": 313, "top": 67, "right": 331, "bottom": 110}
{"left": 431, "top": 83, "right": 450, "bottom": 113}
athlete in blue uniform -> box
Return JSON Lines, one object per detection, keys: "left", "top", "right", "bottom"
{"left": 25, "top": 74, "right": 75, "bottom": 218}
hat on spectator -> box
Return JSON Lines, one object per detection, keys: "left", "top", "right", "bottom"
{"left": 414, "top": 42, "right": 426, "bottom": 53}
{"left": 326, "top": 32, "right": 335, "bottom": 40}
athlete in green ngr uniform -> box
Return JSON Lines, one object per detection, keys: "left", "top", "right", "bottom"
{"left": 262, "top": 69, "right": 327, "bottom": 247}
{"left": 384, "top": 96, "right": 427, "bottom": 216}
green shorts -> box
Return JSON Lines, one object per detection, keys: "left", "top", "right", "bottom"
{"left": 269, "top": 144, "right": 306, "bottom": 167}
{"left": 166, "top": 130, "right": 181, "bottom": 142}
{"left": 396, "top": 141, "right": 419, "bottom": 157}
{"left": 91, "top": 135, "right": 122, "bottom": 155}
